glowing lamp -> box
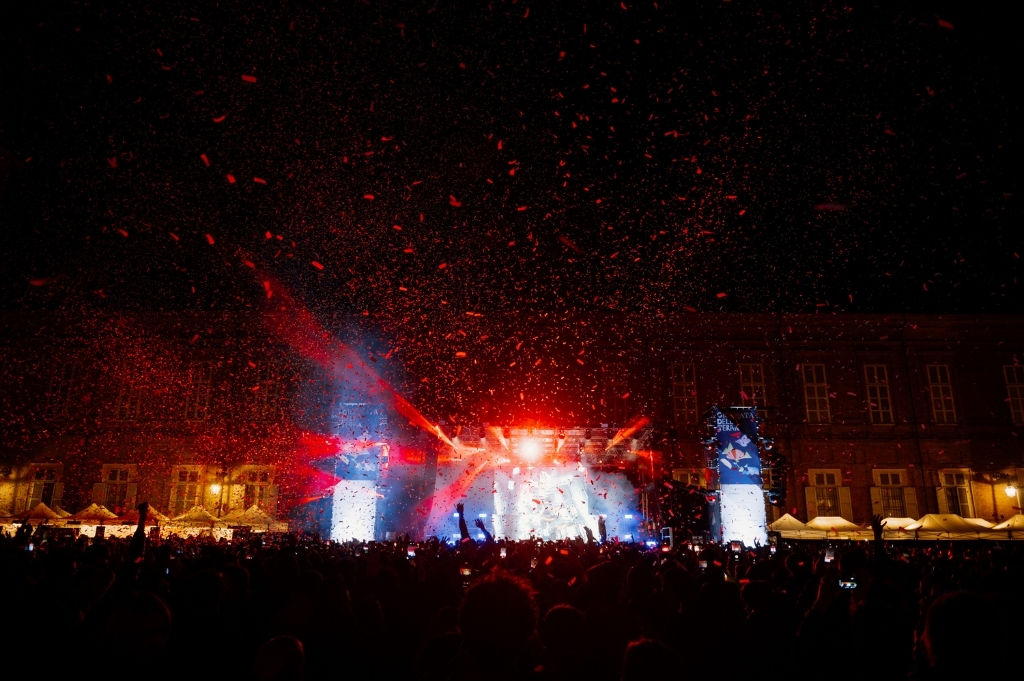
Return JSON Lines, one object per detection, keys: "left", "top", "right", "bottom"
{"left": 1006, "top": 484, "right": 1018, "bottom": 498}
{"left": 210, "top": 484, "right": 222, "bottom": 495}
{"left": 520, "top": 438, "right": 541, "bottom": 460}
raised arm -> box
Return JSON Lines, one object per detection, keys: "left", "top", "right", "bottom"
{"left": 457, "top": 503, "right": 470, "bottom": 541}
{"left": 129, "top": 502, "right": 149, "bottom": 561}
{"left": 473, "top": 518, "right": 493, "bottom": 544}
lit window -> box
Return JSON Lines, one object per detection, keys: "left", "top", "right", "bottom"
{"left": 872, "top": 469, "right": 908, "bottom": 517}
{"left": 96, "top": 465, "right": 136, "bottom": 514}
{"left": 170, "top": 467, "right": 202, "bottom": 516}
{"left": 1003, "top": 366, "right": 1024, "bottom": 426}
{"left": 27, "top": 464, "right": 62, "bottom": 511}
{"left": 807, "top": 468, "right": 851, "bottom": 520}
{"left": 926, "top": 365, "right": 956, "bottom": 424}
{"left": 670, "top": 363, "right": 698, "bottom": 425}
{"left": 801, "top": 364, "right": 830, "bottom": 424}
{"left": 938, "top": 469, "right": 973, "bottom": 517}
{"left": 864, "top": 365, "right": 893, "bottom": 424}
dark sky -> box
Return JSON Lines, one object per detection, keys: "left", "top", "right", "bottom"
{"left": 0, "top": 0, "right": 1018, "bottom": 321}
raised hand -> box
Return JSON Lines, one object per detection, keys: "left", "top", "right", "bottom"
{"left": 456, "top": 502, "right": 465, "bottom": 515}
{"left": 474, "top": 518, "right": 486, "bottom": 530}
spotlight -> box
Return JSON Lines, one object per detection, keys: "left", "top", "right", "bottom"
{"left": 584, "top": 429, "right": 592, "bottom": 440}
{"left": 502, "top": 426, "right": 510, "bottom": 439}
{"left": 557, "top": 429, "right": 566, "bottom": 440}
{"left": 520, "top": 438, "right": 541, "bottom": 460}
{"left": 210, "top": 484, "right": 222, "bottom": 495}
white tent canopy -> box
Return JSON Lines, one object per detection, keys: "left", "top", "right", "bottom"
{"left": 904, "top": 514, "right": 997, "bottom": 540}
{"left": 71, "top": 503, "right": 118, "bottom": 521}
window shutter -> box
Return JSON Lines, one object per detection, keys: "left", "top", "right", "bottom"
{"left": 838, "top": 487, "right": 853, "bottom": 521}
{"left": 869, "top": 487, "right": 883, "bottom": 517}
{"left": 957, "top": 488, "right": 973, "bottom": 518}
{"left": 264, "top": 485, "right": 279, "bottom": 517}
{"left": 936, "top": 487, "right": 949, "bottom": 514}
{"left": 125, "top": 483, "right": 138, "bottom": 510}
{"left": 92, "top": 483, "right": 107, "bottom": 505}
{"left": 28, "top": 482, "right": 43, "bottom": 509}
{"left": 805, "top": 487, "right": 817, "bottom": 520}
{"left": 229, "top": 484, "right": 244, "bottom": 512}
{"left": 903, "top": 487, "right": 919, "bottom": 519}
{"left": 51, "top": 483, "right": 64, "bottom": 510}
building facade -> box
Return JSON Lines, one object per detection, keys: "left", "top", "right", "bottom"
{"left": 2, "top": 311, "right": 1022, "bottom": 529}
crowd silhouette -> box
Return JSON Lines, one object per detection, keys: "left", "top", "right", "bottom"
{"left": 1, "top": 502, "right": 1017, "bottom": 680}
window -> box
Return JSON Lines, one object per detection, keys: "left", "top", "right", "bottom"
{"left": 170, "top": 468, "right": 203, "bottom": 516}
{"left": 44, "top": 360, "right": 77, "bottom": 419}
{"left": 938, "top": 470, "right": 974, "bottom": 517}
{"left": 672, "top": 468, "right": 705, "bottom": 488}
{"left": 115, "top": 372, "right": 144, "bottom": 420}
{"left": 602, "top": 363, "right": 629, "bottom": 425}
{"left": 184, "top": 362, "right": 213, "bottom": 421}
{"left": 871, "top": 470, "right": 908, "bottom": 517}
{"left": 92, "top": 465, "right": 136, "bottom": 514}
{"left": 104, "top": 468, "right": 131, "bottom": 512}
{"left": 801, "top": 364, "right": 831, "bottom": 424}
{"left": 670, "top": 363, "right": 698, "bottom": 425}
{"left": 244, "top": 470, "right": 272, "bottom": 508}
{"left": 806, "top": 468, "right": 852, "bottom": 521}
{"left": 27, "top": 464, "right": 62, "bottom": 511}
{"left": 251, "top": 362, "right": 282, "bottom": 421}
{"left": 738, "top": 363, "right": 767, "bottom": 408}
{"left": 926, "top": 365, "right": 956, "bottom": 424}
{"left": 864, "top": 365, "right": 894, "bottom": 424}
{"left": 1004, "top": 366, "right": 1024, "bottom": 426}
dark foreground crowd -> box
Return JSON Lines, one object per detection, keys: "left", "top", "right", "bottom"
{"left": 1, "top": 504, "right": 1017, "bottom": 681}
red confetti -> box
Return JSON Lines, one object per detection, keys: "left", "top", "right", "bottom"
{"left": 364, "top": 194, "right": 375, "bottom": 200}
{"left": 716, "top": 292, "right": 727, "bottom": 298}
{"left": 205, "top": 233, "right": 215, "bottom": 245}
{"left": 241, "top": 74, "right": 257, "bottom": 83}
{"left": 449, "top": 195, "right": 462, "bottom": 207}
{"left": 212, "top": 115, "right": 226, "bottom": 123}
{"left": 253, "top": 177, "right": 267, "bottom": 184}
{"left": 200, "top": 154, "right": 210, "bottom": 167}
{"left": 311, "top": 261, "right": 324, "bottom": 270}
{"left": 226, "top": 174, "right": 236, "bottom": 184}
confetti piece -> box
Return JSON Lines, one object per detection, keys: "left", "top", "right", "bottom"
{"left": 212, "top": 115, "right": 226, "bottom": 123}
{"left": 200, "top": 154, "right": 210, "bottom": 167}
{"left": 449, "top": 195, "right": 462, "bottom": 207}
{"left": 205, "top": 233, "right": 215, "bottom": 245}
{"left": 311, "top": 261, "right": 324, "bottom": 270}
{"left": 241, "top": 74, "right": 257, "bottom": 83}
{"left": 226, "top": 174, "right": 236, "bottom": 184}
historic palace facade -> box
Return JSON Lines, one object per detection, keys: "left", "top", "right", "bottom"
{"left": 2, "top": 311, "right": 1022, "bottom": 529}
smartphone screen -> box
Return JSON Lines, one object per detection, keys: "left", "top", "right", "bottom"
{"left": 838, "top": 577, "right": 857, "bottom": 589}
{"left": 824, "top": 547, "right": 835, "bottom": 563}
{"left": 407, "top": 545, "right": 417, "bottom": 558}
{"left": 698, "top": 560, "right": 707, "bottom": 569}
{"left": 530, "top": 558, "right": 538, "bottom": 569}
{"left": 460, "top": 566, "right": 472, "bottom": 577}
{"left": 500, "top": 547, "right": 507, "bottom": 558}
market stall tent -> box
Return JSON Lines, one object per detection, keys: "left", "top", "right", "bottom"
{"left": 71, "top": 503, "right": 118, "bottom": 522}
{"left": 904, "top": 514, "right": 997, "bottom": 540}
{"left": 804, "top": 516, "right": 873, "bottom": 540}
{"left": 992, "top": 514, "right": 1024, "bottom": 539}
{"left": 880, "top": 517, "right": 919, "bottom": 540}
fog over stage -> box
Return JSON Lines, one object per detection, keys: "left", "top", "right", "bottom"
{"left": 330, "top": 423, "right": 653, "bottom": 543}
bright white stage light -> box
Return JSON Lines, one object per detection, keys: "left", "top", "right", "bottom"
{"left": 520, "top": 437, "right": 541, "bottom": 460}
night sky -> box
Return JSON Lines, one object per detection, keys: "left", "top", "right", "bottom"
{"left": 0, "top": 1, "right": 1019, "bottom": 418}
